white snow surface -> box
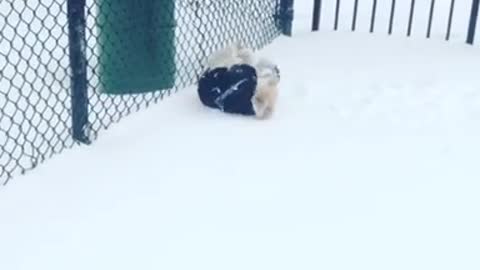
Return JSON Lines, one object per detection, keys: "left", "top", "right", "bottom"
{"left": 1, "top": 30, "right": 480, "bottom": 269}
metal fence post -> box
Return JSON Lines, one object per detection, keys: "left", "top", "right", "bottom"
{"left": 279, "top": 0, "right": 294, "bottom": 36}
{"left": 67, "top": 0, "right": 90, "bottom": 144}
{"left": 467, "top": 0, "right": 479, "bottom": 44}
{"left": 312, "top": 0, "right": 322, "bottom": 31}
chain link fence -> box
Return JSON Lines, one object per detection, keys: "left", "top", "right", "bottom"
{"left": 1, "top": 0, "right": 290, "bottom": 184}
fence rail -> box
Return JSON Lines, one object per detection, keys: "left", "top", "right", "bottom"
{"left": 311, "top": 0, "right": 479, "bottom": 44}
{"left": 1, "top": 0, "right": 292, "bottom": 184}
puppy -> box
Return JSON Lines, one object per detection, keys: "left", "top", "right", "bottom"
{"left": 199, "top": 43, "right": 280, "bottom": 119}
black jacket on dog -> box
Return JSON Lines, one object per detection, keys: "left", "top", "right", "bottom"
{"left": 197, "top": 64, "right": 257, "bottom": 116}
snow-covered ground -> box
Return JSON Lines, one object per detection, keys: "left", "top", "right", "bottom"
{"left": 1, "top": 29, "right": 480, "bottom": 269}
{"left": 2, "top": 1, "right": 480, "bottom": 269}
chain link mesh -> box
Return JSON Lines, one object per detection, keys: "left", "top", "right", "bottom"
{"left": 0, "top": 0, "right": 283, "bottom": 184}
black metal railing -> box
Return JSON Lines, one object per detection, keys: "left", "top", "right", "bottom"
{"left": 311, "top": 0, "right": 479, "bottom": 44}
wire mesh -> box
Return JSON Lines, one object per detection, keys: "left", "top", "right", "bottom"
{"left": 0, "top": 0, "right": 283, "bottom": 184}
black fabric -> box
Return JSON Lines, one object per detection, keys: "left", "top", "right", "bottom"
{"left": 197, "top": 64, "right": 257, "bottom": 116}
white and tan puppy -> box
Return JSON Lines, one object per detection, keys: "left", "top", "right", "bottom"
{"left": 201, "top": 43, "right": 280, "bottom": 119}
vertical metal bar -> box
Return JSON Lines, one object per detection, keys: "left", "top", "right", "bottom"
{"left": 426, "top": 0, "right": 435, "bottom": 38}
{"left": 312, "top": 0, "right": 322, "bottom": 31}
{"left": 407, "top": 0, "right": 415, "bottom": 37}
{"left": 388, "top": 0, "right": 396, "bottom": 35}
{"left": 352, "top": 0, "right": 359, "bottom": 31}
{"left": 67, "top": 0, "right": 90, "bottom": 144}
{"left": 467, "top": 0, "right": 479, "bottom": 44}
{"left": 446, "top": 0, "right": 455, "bottom": 40}
{"left": 334, "top": 0, "right": 340, "bottom": 30}
{"left": 280, "top": 0, "right": 294, "bottom": 36}
{"left": 370, "top": 0, "right": 377, "bottom": 33}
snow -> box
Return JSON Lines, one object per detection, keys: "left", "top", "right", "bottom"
{"left": 2, "top": 29, "right": 480, "bottom": 269}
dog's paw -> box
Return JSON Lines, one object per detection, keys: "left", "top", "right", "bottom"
{"left": 252, "top": 96, "right": 275, "bottom": 120}
{"left": 252, "top": 96, "right": 266, "bottom": 117}
{"left": 257, "top": 106, "right": 274, "bottom": 120}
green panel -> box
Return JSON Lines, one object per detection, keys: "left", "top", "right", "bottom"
{"left": 97, "top": 0, "right": 176, "bottom": 94}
